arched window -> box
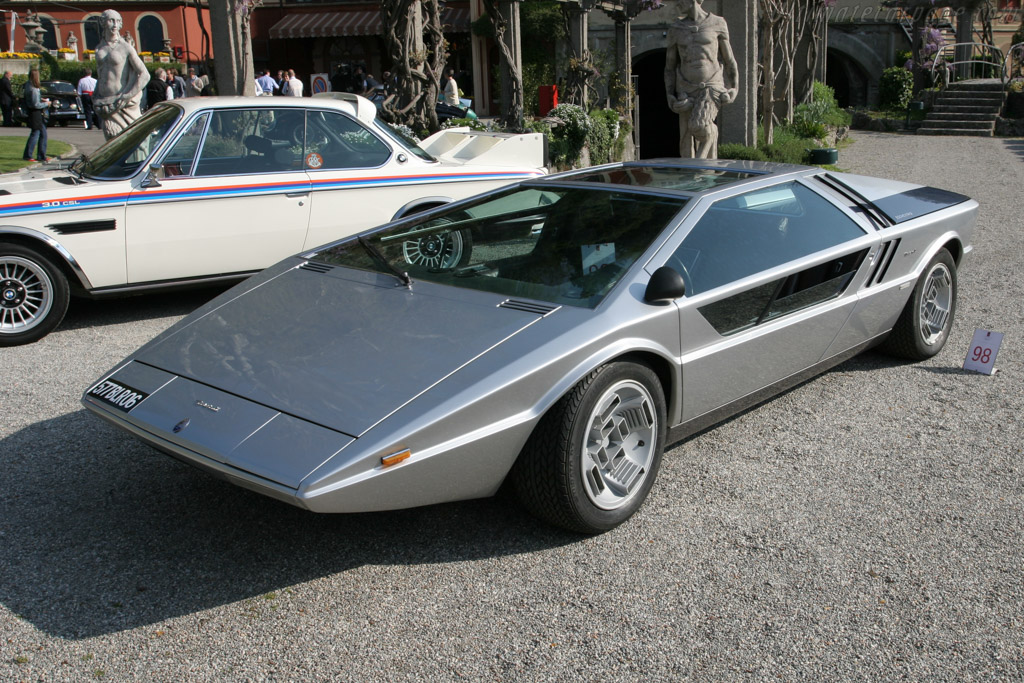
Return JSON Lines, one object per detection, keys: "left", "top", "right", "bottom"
{"left": 83, "top": 15, "right": 102, "bottom": 50}
{"left": 39, "top": 17, "right": 58, "bottom": 51}
{"left": 138, "top": 15, "right": 165, "bottom": 53}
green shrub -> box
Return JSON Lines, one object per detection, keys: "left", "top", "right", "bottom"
{"left": 879, "top": 66, "right": 914, "bottom": 111}
{"left": 586, "top": 108, "right": 620, "bottom": 165}
{"left": 442, "top": 117, "right": 489, "bottom": 131}
{"left": 718, "top": 143, "right": 768, "bottom": 161}
{"left": 547, "top": 103, "right": 591, "bottom": 168}
{"left": 759, "top": 126, "right": 813, "bottom": 164}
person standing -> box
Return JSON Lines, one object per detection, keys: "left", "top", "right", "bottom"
{"left": 22, "top": 69, "right": 50, "bottom": 162}
{"left": 77, "top": 68, "right": 98, "bottom": 129}
{"left": 168, "top": 68, "right": 186, "bottom": 99}
{"left": 256, "top": 69, "right": 277, "bottom": 96}
{"left": 186, "top": 68, "right": 204, "bottom": 98}
{"left": 145, "top": 67, "right": 172, "bottom": 109}
{"left": 443, "top": 69, "right": 460, "bottom": 106}
{"left": 0, "top": 71, "right": 14, "bottom": 127}
{"left": 287, "top": 69, "right": 303, "bottom": 97}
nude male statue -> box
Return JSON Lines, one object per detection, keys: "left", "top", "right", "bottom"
{"left": 664, "top": 0, "right": 739, "bottom": 159}
{"left": 93, "top": 9, "right": 150, "bottom": 140}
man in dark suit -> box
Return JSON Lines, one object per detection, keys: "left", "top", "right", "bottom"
{"left": 0, "top": 71, "right": 14, "bottom": 127}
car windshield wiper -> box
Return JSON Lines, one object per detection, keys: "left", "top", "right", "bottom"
{"left": 357, "top": 235, "right": 413, "bottom": 289}
{"left": 67, "top": 153, "right": 87, "bottom": 179}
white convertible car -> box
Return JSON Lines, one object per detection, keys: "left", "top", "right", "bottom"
{"left": 0, "top": 94, "right": 546, "bottom": 345}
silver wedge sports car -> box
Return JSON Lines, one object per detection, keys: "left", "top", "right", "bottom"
{"left": 83, "top": 160, "right": 976, "bottom": 533}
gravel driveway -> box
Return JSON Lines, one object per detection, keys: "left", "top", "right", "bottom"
{"left": 2, "top": 131, "right": 1022, "bottom": 681}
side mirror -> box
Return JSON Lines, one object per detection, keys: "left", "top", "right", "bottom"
{"left": 141, "top": 163, "right": 163, "bottom": 188}
{"left": 644, "top": 266, "right": 686, "bottom": 304}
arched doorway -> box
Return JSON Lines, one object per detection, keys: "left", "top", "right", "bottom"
{"left": 633, "top": 49, "right": 678, "bottom": 159}
{"left": 826, "top": 49, "right": 871, "bottom": 108}
{"left": 39, "top": 17, "right": 58, "bottom": 50}
{"left": 138, "top": 15, "right": 165, "bottom": 54}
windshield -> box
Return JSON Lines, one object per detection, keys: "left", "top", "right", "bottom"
{"left": 43, "top": 81, "right": 76, "bottom": 94}
{"left": 78, "top": 105, "right": 181, "bottom": 180}
{"left": 374, "top": 120, "right": 435, "bottom": 162}
{"left": 313, "top": 185, "right": 687, "bottom": 308}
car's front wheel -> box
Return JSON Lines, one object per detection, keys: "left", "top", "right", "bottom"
{"left": 0, "top": 243, "right": 70, "bottom": 346}
{"left": 881, "top": 248, "right": 957, "bottom": 360}
{"left": 512, "top": 362, "right": 666, "bottom": 534}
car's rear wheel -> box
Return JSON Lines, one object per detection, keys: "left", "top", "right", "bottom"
{"left": 512, "top": 362, "right": 666, "bottom": 534}
{"left": 881, "top": 248, "right": 957, "bottom": 360}
{"left": 0, "top": 243, "right": 70, "bottom": 346}
{"left": 401, "top": 227, "right": 472, "bottom": 270}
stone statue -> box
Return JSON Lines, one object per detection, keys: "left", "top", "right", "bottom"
{"left": 93, "top": 9, "right": 150, "bottom": 140}
{"left": 664, "top": 0, "right": 739, "bottom": 159}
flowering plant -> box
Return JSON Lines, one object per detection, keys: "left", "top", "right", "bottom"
{"left": 138, "top": 51, "right": 153, "bottom": 56}
{"left": 0, "top": 51, "right": 39, "bottom": 59}
{"left": 57, "top": 48, "right": 75, "bottom": 53}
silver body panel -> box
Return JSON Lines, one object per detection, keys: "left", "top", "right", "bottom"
{"left": 83, "top": 160, "right": 978, "bottom": 514}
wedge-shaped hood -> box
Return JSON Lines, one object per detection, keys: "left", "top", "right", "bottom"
{"left": 135, "top": 264, "right": 547, "bottom": 436}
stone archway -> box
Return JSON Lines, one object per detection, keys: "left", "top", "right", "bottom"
{"left": 827, "top": 48, "right": 871, "bottom": 108}
{"left": 633, "top": 48, "right": 678, "bottom": 159}
{"left": 825, "top": 29, "right": 889, "bottom": 108}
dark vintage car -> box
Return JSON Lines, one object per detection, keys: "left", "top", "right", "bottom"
{"left": 14, "top": 80, "right": 85, "bottom": 127}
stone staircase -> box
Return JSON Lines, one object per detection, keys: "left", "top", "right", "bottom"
{"left": 917, "top": 79, "right": 1005, "bottom": 137}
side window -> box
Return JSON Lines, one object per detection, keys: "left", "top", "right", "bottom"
{"left": 306, "top": 110, "right": 390, "bottom": 170}
{"left": 194, "top": 109, "right": 302, "bottom": 176}
{"left": 672, "top": 181, "right": 866, "bottom": 296}
{"left": 159, "top": 113, "right": 208, "bottom": 177}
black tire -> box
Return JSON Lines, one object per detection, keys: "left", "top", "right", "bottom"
{"left": 400, "top": 227, "right": 472, "bottom": 270}
{"left": 880, "top": 248, "right": 957, "bottom": 360}
{"left": 0, "top": 243, "right": 70, "bottom": 346}
{"left": 397, "top": 207, "right": 473, "bottom": 270}
{"left": 512, "top": 362, "right": 667, "bottom": 534}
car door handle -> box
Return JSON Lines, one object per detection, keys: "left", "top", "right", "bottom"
{"left": 285, "top": 191, "right": 309, "bottom": 198}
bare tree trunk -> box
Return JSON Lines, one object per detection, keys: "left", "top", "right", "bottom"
{"left": 209, "top": 0, "right": 256, "bottom": 96}
{"left": 759, "top": 0, "right": 788, "bottom": 145}
{"left": 380, "top": 0, "right": 445, "bottom": 134}
{"left": 482, "top": 0, "right": 524, "bottom": 129}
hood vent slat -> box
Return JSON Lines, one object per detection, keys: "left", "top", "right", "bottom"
{"left": 499, "top": 299, "right": 560, "bottom": 316}
{"left": 300, "top": 261, "right": 335, "bottom": 274}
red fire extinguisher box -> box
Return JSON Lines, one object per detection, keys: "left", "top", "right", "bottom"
{"left": 538, "top": 85, "right": 558, "bottom": 116}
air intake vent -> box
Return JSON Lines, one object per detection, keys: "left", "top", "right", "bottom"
{"left": 498, "top": 299, "right": 560, "bottom": 315}
{"left": 46, "top": 219, "right": 116, "bottom": 234}
{"left": 866, "top": 238, "right": 901, "bottom": 287}
{"left": 0, "top": 189, "right": 9, "bottom": 195}
{"left": 299, "top": 261, "right": 335, "bottom": 274}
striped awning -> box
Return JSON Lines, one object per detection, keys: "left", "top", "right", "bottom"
{"left": 269, "top": 7, "right": 470, "bottom": 40}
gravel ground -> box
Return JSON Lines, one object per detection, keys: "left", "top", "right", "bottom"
{"left": 1, "top": 131, "right": 1022, "bottom": 681}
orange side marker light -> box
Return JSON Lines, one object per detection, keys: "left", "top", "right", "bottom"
{"left": 380, "top": 449, "right": 412, "bottom": 468}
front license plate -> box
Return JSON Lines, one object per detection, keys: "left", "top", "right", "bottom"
{"left": 76, "top": 114, "right": 85, "bottom": 119}
{"left": 87, "top": 379, "right": 149, "bottom": 412}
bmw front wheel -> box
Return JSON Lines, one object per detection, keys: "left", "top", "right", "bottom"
{"left": 0, "top": 243, "right": 70, "bottom": 346}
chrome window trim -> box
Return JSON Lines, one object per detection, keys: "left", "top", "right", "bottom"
{"left": 303, "top": 107, "right": 396, "bottom": 173}
{"left": 155, "top": 110, "right": 212, "bottom": 179}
